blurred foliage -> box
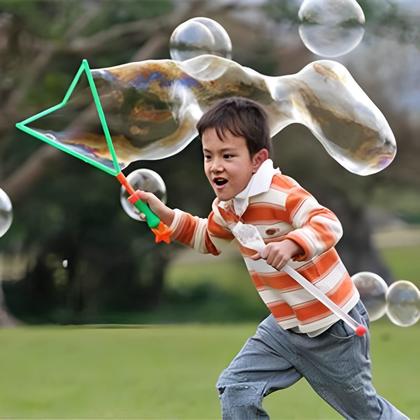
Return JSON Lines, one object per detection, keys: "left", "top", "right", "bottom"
{"left": 1, "top": 0, "right": 419, "bottom": 324}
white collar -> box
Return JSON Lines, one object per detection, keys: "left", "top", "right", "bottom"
{"left": 219, "top": 159, "right": 280, "bottom": 217}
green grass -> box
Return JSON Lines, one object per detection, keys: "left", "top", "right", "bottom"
{"left": 0, "top": 323, "right": 419, "bottom": 419}
{"left": 1, "top": 244, "right": 418, "bottom": 418}
{"left": 381, "top": 245, "right": 420, "bottom": 288}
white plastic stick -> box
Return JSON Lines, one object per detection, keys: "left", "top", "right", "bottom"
{"left": 282, "top": 265, "right": 366, "bottom": 335}
{"left": 231, "top": 222, "right": 367, "bottom": 336}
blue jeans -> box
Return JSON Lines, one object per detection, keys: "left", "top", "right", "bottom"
{"left": 216, "top": 301, "right": 408, "bottom": 420}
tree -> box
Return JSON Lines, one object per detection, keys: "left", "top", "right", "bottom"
{"left": 1, "top": 0, "right": 418, "bottom": 323}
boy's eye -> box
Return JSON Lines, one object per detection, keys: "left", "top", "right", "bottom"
{"left": 224, "top": 154, "right": 234, "bottom": 159}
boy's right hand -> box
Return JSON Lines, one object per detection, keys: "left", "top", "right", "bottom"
{"left": 132, "top": 190, "right": 175, "bottom": 226}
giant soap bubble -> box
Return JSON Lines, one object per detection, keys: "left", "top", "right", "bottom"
{"left": 120, "top": 169, "right": 167, "bottom": 221}
{"left": 0, "top": 188, "right": 13, "bottom": 238}
{"left": 298, "top": 0, "right": 365, "bottom": 57}
{"left": 21, "top": 18, "right": 395, "bottom": 178}
{"left": 352, "top": 271, "right": 388, "bottom": 321}
{"left": 26, "top": 56, "right": 396, "bottom": 176}
{"left": 170, "top": 17, "right": 232, "bottom": 62}
{"left": 386, "top": 280, "right": 420, "bottom": 327}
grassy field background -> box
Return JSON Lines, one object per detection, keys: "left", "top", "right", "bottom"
{"left": 0, "top": 322, "right": 419, "bottom": 419}
{"left": 0, "top": 244, "right": 419, "bottom": 419}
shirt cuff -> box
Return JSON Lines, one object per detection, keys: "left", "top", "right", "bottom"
{"left": 285, "top": 232, "right": 313, "bottom": 261}
{"left": 168, "top": 208, "right": 185, "bottom": 240}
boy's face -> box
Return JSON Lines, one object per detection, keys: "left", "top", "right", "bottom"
{"left": 202, "top": 128, "right": 268, "bottom": 201}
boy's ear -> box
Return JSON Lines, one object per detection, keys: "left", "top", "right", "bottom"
{"left": 252, "top": 148, "right": 269, "bottom": 172}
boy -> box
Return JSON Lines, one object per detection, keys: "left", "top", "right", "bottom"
{"left": 136, "top": 97, "right": 408, "bottom": 419}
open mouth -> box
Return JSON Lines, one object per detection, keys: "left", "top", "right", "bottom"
{"left": 213, "top": 177, "right": 228, "bottom": 187}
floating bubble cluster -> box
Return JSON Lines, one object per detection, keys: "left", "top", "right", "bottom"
{"left": 0, "top": 188, "right": 13, "bottom": 238}
{"left": 120, "top": 169, "right": 167, "bottom": 221}
{"left": 298, "top": 0, "right": 365, "bottom": 57}
{"left": 352, "top": 271, "right": 388, "bottom": 321}
{"left": 170, "top": 17, "right": 232, "bottom": 62}
{"left": 386, "top": 280, "right": 420, "bottom": 327}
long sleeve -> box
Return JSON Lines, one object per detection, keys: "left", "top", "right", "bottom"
{"left": 284, "top": 186, "right": 343, "bottom": 261}
{"left": 170, "top": 206, "right": 234, "bottom": 255}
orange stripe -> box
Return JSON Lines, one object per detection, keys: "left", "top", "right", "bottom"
{"left": 271, "top": 174, "right": 296, "bottom": 190}
{"left": 299, "top": 249, "right": 340, "bottom": 281}
{"left": 204, "top": 234, "right": 220, "bottom": 255}
{"left": 267, "top": 301, "right": 295, "bottom": 320}
{"left": 294, "top": 275, "right": 354, "bottom": 324}
{"left": 248, "top": 249, "right": 342, "bottom": 292}
{"left": 287, "top": 190, "right": 311, "bottom": 219}
{"left": 208, "top": 212, "right": 234, "bottom": 240}
{"left": 307, "top": 210, "right": 338, "bottom": 247}
{"left": 175, "top": 213, "right": 198, "bottom": 245}
{"left": 250, "top": 272, "right": 267, "bottom": 288}
{"left": 239, "top": 245, "right": 260, "bottom": 257}
{"left": 217, "top": 207, "right": 240, "bottom": 224}
{"left": 243, "top": 203, "right": 288, "bottom": 224}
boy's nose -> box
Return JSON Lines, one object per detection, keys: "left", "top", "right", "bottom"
{"left": 211, "top": 160, "right": 224, "bottom": 173}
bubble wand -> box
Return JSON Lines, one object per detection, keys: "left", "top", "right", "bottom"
{"left": 15, "top": 59, "right": 171, "bottom": 244}
{"left": 232, "top": 222, "right": 367, "bottom": 337}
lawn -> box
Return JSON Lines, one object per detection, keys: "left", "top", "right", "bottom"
{"left": 381, "top": 245, "right": 420, "bottom": 288}
{"left": 0, "top": 244, "right": 418, "bottom": 419}
{"left": 0, "top": 322, "right": 419, "bottom": 419}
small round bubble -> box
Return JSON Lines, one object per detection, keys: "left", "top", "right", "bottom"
{"left": 386, "top": 280, "right": 420, "bottom": 327}
{"left": 298, "top": 0, "right": 365, "bottom": 57}
{"left": 0, "top": 188, "right": 13, "bottom": 238}
{"left": 170, "top": 17, "right": 232, "bottom": 61}
{"left": 120, "top": 169, "right": 167, "bottom": 221}
{"left": 352, "top": 271, "right": 388, "bottom": 321}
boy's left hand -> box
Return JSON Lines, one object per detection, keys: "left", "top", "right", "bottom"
{"left": 250, "top": 239, "right": 303, "bottom": 271}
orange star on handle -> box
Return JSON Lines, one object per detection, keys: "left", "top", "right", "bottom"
{"left": 152, "top": 222, "right": 171, "bottom": 244}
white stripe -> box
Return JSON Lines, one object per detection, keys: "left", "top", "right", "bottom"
{"left": 254, "top": 223, "right": 293, "bottom": 239}
{"left": 244, "top": 257, "right": 278, "bottom": 274}
{"left": 193, "top": 217, "right": 209, "bottom": 253}
{"left": 259, "top": 288, "right": 288, "bottom": 304}
{"left": 294, "top": 228, "right": 318, "bottom": 256}
{"left": 284, "top": 261, "right": 347, "bottom": 306}
{"left": 275, "top": 290, "right": 359, "bottom": 334}
{"left": 258, "top": 261, "right": 347, "bottom": 306}
{"left": 170, "top": 208, "right": 185, "bottom": 234}
{"left": 292, "top": 196, "right": 319, "bottom": 227}
{"left": 311, "top": 214, "right": 343, "bottom": 239}
{"left": 277, "top": 318, "right": 299, "bottom": 329}
{"left": 244, "top": 255, "right": 309, "bottom": 273}
{"left": 256, "top": 188, "right": 288, "bottom": 208}
{"left": 298, "top": 292, "right": 360, "bottom": 332}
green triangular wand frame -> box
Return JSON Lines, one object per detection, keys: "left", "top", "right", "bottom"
{"left": 16, "top": 59, "right": 171, "bottom": 243}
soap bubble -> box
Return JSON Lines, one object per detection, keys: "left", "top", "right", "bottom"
{"left": 170, "top": 17, "right": 232, "bottom": 61}
{"left": 386, "top": 280, "right": 420, "bottom": 327}
{"left": 25, "top": 56, "right": 396, "bottom": 176}
{"left": 0, "top": 188, "right": 13, "bottom": 238}
{"left": 352, "top": 271, "right": 388, "bottom": 321}
{"left": 298, "top": 0, "right": 365, "bottom": 57}
{"left": 120, "top": 169, "right": 167, "bottom": 221}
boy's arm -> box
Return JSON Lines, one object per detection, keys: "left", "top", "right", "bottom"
{"left": 283, "top": 186, "right": 343, "bottom": 262}
{"left": 136, "top": 191, "right": 233, "bottom": 255}
{"left": 134, "top": 190, "right": 175, "bottom": 226}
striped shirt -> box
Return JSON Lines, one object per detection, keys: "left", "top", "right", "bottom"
{"left": 169, "top": 159, "right": 359, "bottom": 334}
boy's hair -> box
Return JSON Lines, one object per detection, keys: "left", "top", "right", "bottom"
{"left": 196, "top": 97, "right": 272, "bottom": 156}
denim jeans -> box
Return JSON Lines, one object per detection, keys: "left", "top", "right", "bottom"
{"left": 216, "top": 301, "right": 409, "bottom": 420}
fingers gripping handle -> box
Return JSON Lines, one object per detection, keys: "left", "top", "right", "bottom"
{"left": 231, "top": 222, "right": 366, "bottom": 337}
{"left": 127, "top": 191, "right": 160, "bottom": 228}
{"left": 117, "top": 173, "right": 171, "bottom": 243}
